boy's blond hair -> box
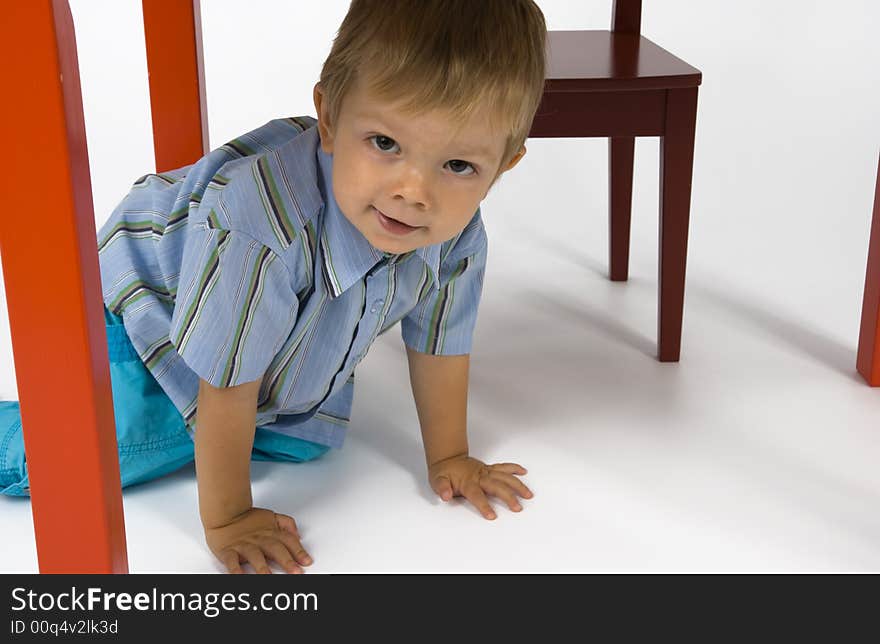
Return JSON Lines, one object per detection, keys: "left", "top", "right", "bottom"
{"left": 317, "top": 0, "right": 548, "bottom": 189}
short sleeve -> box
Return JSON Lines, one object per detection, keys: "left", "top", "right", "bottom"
{"left": 169, "top": 223, "right": 299, "bottom": 388}
{"left": 401, "top": 231, "right": 487, "bottom": 356}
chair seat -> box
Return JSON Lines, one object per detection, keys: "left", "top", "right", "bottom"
{"left": 546, "top": 30, "right": 702, "bottom": 92}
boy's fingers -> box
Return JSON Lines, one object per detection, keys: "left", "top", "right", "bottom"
{"left": 462, "top": 482, "right": 496, "bottom": 520}
{"left": 274, "top": 513, "right": 300, "bottom": 536}
{"left": 276, "top": 530, "right": 314, "bottom": 566}
{"left": 221, "top": 549, "right": 244, "bottom": 574}
{"left": 239, "top": 544, "right": 271, "bottom": 574}
{"left": 498, "top": 473, "right": 533, "bottom": 499}
{"left": 433, "top": 476, "right": 453, "bottom": 501}
{"left": 260, "top": 539, "right": 303, "bottom": 574}
{"left": 481, "top": 478, "right": 522, "bottom": 512}
{"left": 489, "top": 462, "right": 528, "bottom": 475}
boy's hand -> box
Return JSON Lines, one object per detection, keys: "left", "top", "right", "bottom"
{"left": 428, "top": 455, "right": 533, "bottom": 520}
{"left": 203, "top": 507, "right": 313, "bottom": 574}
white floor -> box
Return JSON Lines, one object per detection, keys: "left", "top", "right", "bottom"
{"left": 2, "top": 1, "right": 880, "bottom": 573}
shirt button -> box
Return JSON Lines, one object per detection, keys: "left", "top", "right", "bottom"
{"left": 370, "top": 298, "right": 385, "bottom": 313}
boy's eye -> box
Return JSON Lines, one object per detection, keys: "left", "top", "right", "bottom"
{"left": 368, "top": 135, "right": 477, "bottom": 177}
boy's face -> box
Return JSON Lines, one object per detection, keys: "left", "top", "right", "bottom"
{"left": 313, "top": 77, "right": 526, "bottom": 255}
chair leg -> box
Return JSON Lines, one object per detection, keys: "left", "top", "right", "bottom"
{"left": 657, "top": 87, "right": 699, "bottom": 362}
{"left": 609, "top": 136, "right": 635, "bottom": 281}
{"left": 857, "top": 153, "right": 880, "bottom": 385}
{"left": 0, "top": 0, "right": 128, "bottom": 572}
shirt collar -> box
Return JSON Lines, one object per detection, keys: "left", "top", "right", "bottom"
{"left": 312, "top": 125, "right": 441, "bottom": 298}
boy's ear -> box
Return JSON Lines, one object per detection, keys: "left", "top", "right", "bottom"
{"left": 313, "top": 83, "right": 335, "bottom": 153}
{"left": 502, "top": 145, "right": 527, "bottom": 173}
{"left": 483, "top": 146, "right": 527, "bottom": 198}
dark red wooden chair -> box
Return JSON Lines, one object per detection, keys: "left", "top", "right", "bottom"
{"left": 531, "top": 1, "right": 702, "bottom": 362}
{"left": 857, "top": 154, "right": 880, "bottom": 385}
{"left": 0, "top": 0, "right": 701, "bottom": 572}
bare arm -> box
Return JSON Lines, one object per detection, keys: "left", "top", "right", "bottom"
{"left": 193, "top": 376, "right": 313, "bottom": 574}
{"left": 193, "top": 376, "right": 261, "bottom": 529}
{"left": 405, "top": 347, "right": 470, "bottom": 468}
{"left": 406, "top": 347, "right": 533, "bottom": 519}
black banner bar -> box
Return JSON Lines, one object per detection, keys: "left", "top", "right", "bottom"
{"left": 1, "top": 574, "right": 875, "bottom": 638}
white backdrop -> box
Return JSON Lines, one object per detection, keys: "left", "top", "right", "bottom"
{"left": 1, "top": 1, "right": 879, "bottom": 573}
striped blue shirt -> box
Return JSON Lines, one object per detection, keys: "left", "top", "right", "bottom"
{"left": 96, "top": 116, "right": 487, "bottom": 448}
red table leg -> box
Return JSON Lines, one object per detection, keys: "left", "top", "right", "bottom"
{"left": 857, "top": 153, "right": 880, "bottom": 386}
{"left": 0, "top": 1, "right": 128, "bottom": 572}
{"left": 143, "top": 0, "right": 208, "bottom": 172}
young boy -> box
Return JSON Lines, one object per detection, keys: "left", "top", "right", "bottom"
{"left": 0, "top": 0, "right": 547, "bottom": 574}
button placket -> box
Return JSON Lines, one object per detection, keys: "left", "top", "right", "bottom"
{"left": 369, "top": 297, "right": 385, "bottom": 314}
{"left": 355, "top": 261, "right": 387, "bottom": 364}
{"left": 366, "top": 264, "right": 394, "bottom": 349}
{"left": 357, "top": 259, "right": 396, "bottom": 365}
{"left": 366, "top": 254, "right": 396, "bottom": 316}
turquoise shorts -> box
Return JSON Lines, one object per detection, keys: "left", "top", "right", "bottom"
{"left": 0, "top": 305, "right": 330, "bottom": 497}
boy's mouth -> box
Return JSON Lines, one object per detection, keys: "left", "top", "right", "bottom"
{"left": 372, "top": 206, "right": 422, "bottom": 235}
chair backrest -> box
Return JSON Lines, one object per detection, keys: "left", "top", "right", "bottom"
{"left": 611, "top": 0, "right": 642, "bottom": 34}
